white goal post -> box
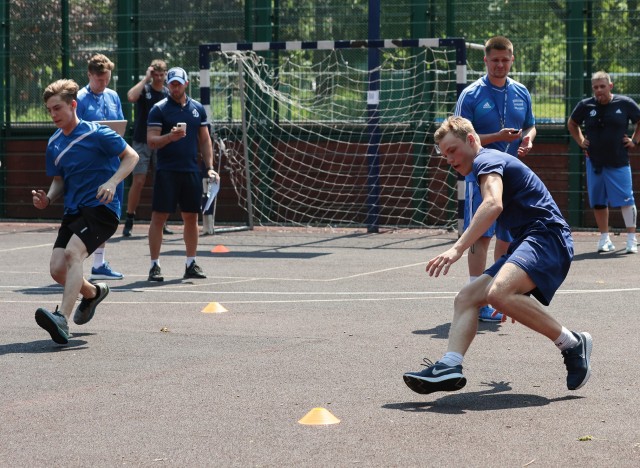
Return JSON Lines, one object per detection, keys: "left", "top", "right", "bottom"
{"left": 198, "top": 38, "right": 479, "bottom": 232}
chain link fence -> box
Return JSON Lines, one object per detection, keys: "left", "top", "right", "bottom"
{"left": 3, "top": 1, "right": 639, "bottom": 127}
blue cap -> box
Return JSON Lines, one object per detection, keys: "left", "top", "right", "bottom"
{"left": 167, "top": 67, "right": 188, "bottom": 84}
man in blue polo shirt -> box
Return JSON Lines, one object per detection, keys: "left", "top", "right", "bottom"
{"left": 76, "top": 53, "right": 126, "bottom": 281}
{"left": 32, "top": 79, "right": 138, "bottom": 344}
{"left": 403, "top": 116, "right": 591, "bottom": 395}
{"left": 146, "top": 67, "right": 219, "bottom": 281}
{"left": 454, "top": 36, "right": 536, "bottom": 322}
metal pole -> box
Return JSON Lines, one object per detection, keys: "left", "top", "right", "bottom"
{"left": 238, "top": 58, "right": 255, "bottom": 229}
{"left": 366, "top": 0, "right": 381, "bottom": 233}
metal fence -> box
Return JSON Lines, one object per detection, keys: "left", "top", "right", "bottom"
{"left": 1, "top": 1, "right": 639, "bottom": 228}
{"left": 2, "top": 1, "right": 639, "bottom": 128}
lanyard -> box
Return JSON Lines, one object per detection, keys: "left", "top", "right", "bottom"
{"left": 488, "top": 78, "right": 511, "bottom": 153}
{"left": 490, "top": 83, "right": 508, "bottom": 129}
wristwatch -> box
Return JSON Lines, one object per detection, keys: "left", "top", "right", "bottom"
{"left": 633, "top": 139, "right": 639, "bottom": 146}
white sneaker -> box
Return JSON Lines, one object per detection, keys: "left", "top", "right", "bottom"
{"left": 597, "top": 238, "right": 615, "bottom": 253}
{"left": 625, "top": 239, "right": 638, "bottom": 254}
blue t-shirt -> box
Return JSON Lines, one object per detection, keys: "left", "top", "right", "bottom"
{"left": 132, "top": 84, "right": 169, "bottom": 143}
{"left": 455, "top": 75, "right": 535, "bottom": 157}
{"left": 569, "top": 94, "right": 640, "bottom": 168}
{"left": 46, "top": 120, "right": 127, "bottom": 217}
{"left": 76, "top": 85, "right": 124, "bottom": 121}
{"left": 147, "top": 96, "right": 210, "bottom": 172}
{"left": 473, "top": 148, "right": 568, "bottom": 240}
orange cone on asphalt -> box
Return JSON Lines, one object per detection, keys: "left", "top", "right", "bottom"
{"left": 298, "top": 407, "right": 340, "bottom": 425}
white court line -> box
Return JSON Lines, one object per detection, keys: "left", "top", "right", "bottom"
{"left": 0, "top": 243, "right": 53, "bottom": 253}
{"left": 2, "top": 296, "right": 455, "bottom": 306}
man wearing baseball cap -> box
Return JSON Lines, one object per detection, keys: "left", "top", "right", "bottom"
{"left": 146, "top": 67, "right": 219, "bottom": 281}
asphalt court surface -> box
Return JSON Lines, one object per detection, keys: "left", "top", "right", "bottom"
{"left": 1, "top": 222, "right": 639, "bottom": 467}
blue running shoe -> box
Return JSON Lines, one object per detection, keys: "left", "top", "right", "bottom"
{"left": 562, "top": 331, "right": 592, "bottom": 390}
{"left": 403, "top": 359, "right": 467, "bottom": 394}
{"left": 90, "top": 261, "right": 124, "bottom": 280}
{"left": 479, "top": 305, "right": 503, "bottom": 322}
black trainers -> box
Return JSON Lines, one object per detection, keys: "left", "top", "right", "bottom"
{"left": 123, "top": 215, "right": 134, "bottom": 237}
{"left": 163, "top": 224, "right": 174, "bottom": 235}
{"left": 35, "top": 306, "right": 69, "bottom": 344}
{"left": 562, "top": 331, "right": 592, "bottom": 390}
{"left": 148, "top": 264, "right": 164, "bottom": 282}
{"left": 73, "top": 282, "right": 109, "bottom": 325}
{"left": 184, "top": 261, "right": 206, "bottom": 279}
{"left": 403, "top": 359, "right": 467, "bottom": 394}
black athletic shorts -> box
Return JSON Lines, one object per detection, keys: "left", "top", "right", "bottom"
{"left": 152, "top": 170, "right": 202, "bottom": 213}
{"left": 54, "top": 205, "right": 119, "bottom": 256}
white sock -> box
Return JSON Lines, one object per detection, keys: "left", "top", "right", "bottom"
{"left": 599, "top": 232, "right": 610, "bottom": 242}
{"left": 93, "top": 248, "right": 105, "bottom": 269}
{"left": 186, "top": 257, "right": 196, "bottom": 267}
{"left": 627, "top": 233, "right": 637, "bottom": 243}
{"left": 439, "top": 352, "right": 464, "bottom": 367}
{"left": 150, "top": 259, "right": 160, "bottom": 268}
{"left": 469, "top": 275, "right": 478, "bottom": 284}
{"left": 554, "top": 327, "right": 578, "bottom": 351}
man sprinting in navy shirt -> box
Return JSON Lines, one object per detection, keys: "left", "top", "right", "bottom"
{"left": 403, "top": 116, "right": 592, "bottom": 395}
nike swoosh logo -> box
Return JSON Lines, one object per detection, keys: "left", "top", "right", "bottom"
{"left": 431, "top": 367, "right": 452, "bottom": 375}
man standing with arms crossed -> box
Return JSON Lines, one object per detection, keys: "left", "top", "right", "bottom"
{"left": 123, "top": 59, "right": 173, "bottom": 237}
{"left": 568, "top": 70, "right": 640, "bottom": 254}
{"left": 454, "top": 36, "right": 536, "bottom": 322}
{"left": 146, "top": 67, "right": 219, "bottom": 281}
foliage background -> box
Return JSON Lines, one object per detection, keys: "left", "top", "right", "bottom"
{"left": 4, "top": 0, "right": 640, "bottom": 126}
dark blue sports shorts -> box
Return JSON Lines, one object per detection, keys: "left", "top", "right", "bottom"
{"left": 152, "top": 170, "right": 202, "bottom": 213}
{"left": 484, "top": 221, "right": 573, "bottom": 306}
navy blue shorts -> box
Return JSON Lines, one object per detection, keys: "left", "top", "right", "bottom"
{"left": 484, "top": 221, "right": 573, "bottom": 306}
{"left": 54, "top": 205, "right": 119, "bottom": 256}
{"left": 152, "top": 170, "right": 202, "bottom": 213}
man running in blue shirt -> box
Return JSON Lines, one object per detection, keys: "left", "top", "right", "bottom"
{"left": 454, "top": 36, "right": 536, "bottom": 322}
{"left": 76, "top": 53, "right": 126, "bottom": 280}
{"left": 403, "top": 116, "right": 591, "bottom": 394}
{"left": 32, "top": 79, "right": 138, "bottom": 344}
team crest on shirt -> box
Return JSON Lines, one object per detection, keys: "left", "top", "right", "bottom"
{"left": 192, "top": 109, "right": 200, "bottom": 118}
{"left": 589, "top": 110, "right": 597, "bottom": 117}
{"left": 145, "top": 92, "right": 152, "bottom": 100}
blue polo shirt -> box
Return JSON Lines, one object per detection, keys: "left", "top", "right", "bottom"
{"left": 76, "top": 85, "right": 124, "bottom": 121}
{"left": 147, "top": 95, "right": 210, "bottom": 172}
{"left": 570, "top": 94, "right": 640, "bottom": 168}
{"left": 46, "top": 120, "right": 127, "bottom": 217}
{"left": 455, "top": 75, "right": 535, "bottom": 156}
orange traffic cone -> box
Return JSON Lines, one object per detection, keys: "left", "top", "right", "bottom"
{"left": 298, "top": 407, "right": 340, "bottom": 425}
{"left": 201, "top": 302, "right": 228, "bottom": 313}
{"left": 211, "top": 245, "right": 230, "bottom": 253}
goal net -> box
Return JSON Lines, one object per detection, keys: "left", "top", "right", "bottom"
{"left": 199, "top": 39, "right": 474, "bottom": 231}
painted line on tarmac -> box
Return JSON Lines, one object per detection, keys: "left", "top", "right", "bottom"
{"left": 0, "top": 243, "right": 53, "bottom": 253}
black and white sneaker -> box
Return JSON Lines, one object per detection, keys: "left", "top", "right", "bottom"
{"left": 148, "top": 264, "right": 164, "bottom": 282}
{"left": 562, "top": 331, "right": 592, "bottom": 390}
{"left": 184, "top": 261, "right": 206, "bottom": 279}
{"left": 403, "top": 359, "right": 467, "bottom": 394}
